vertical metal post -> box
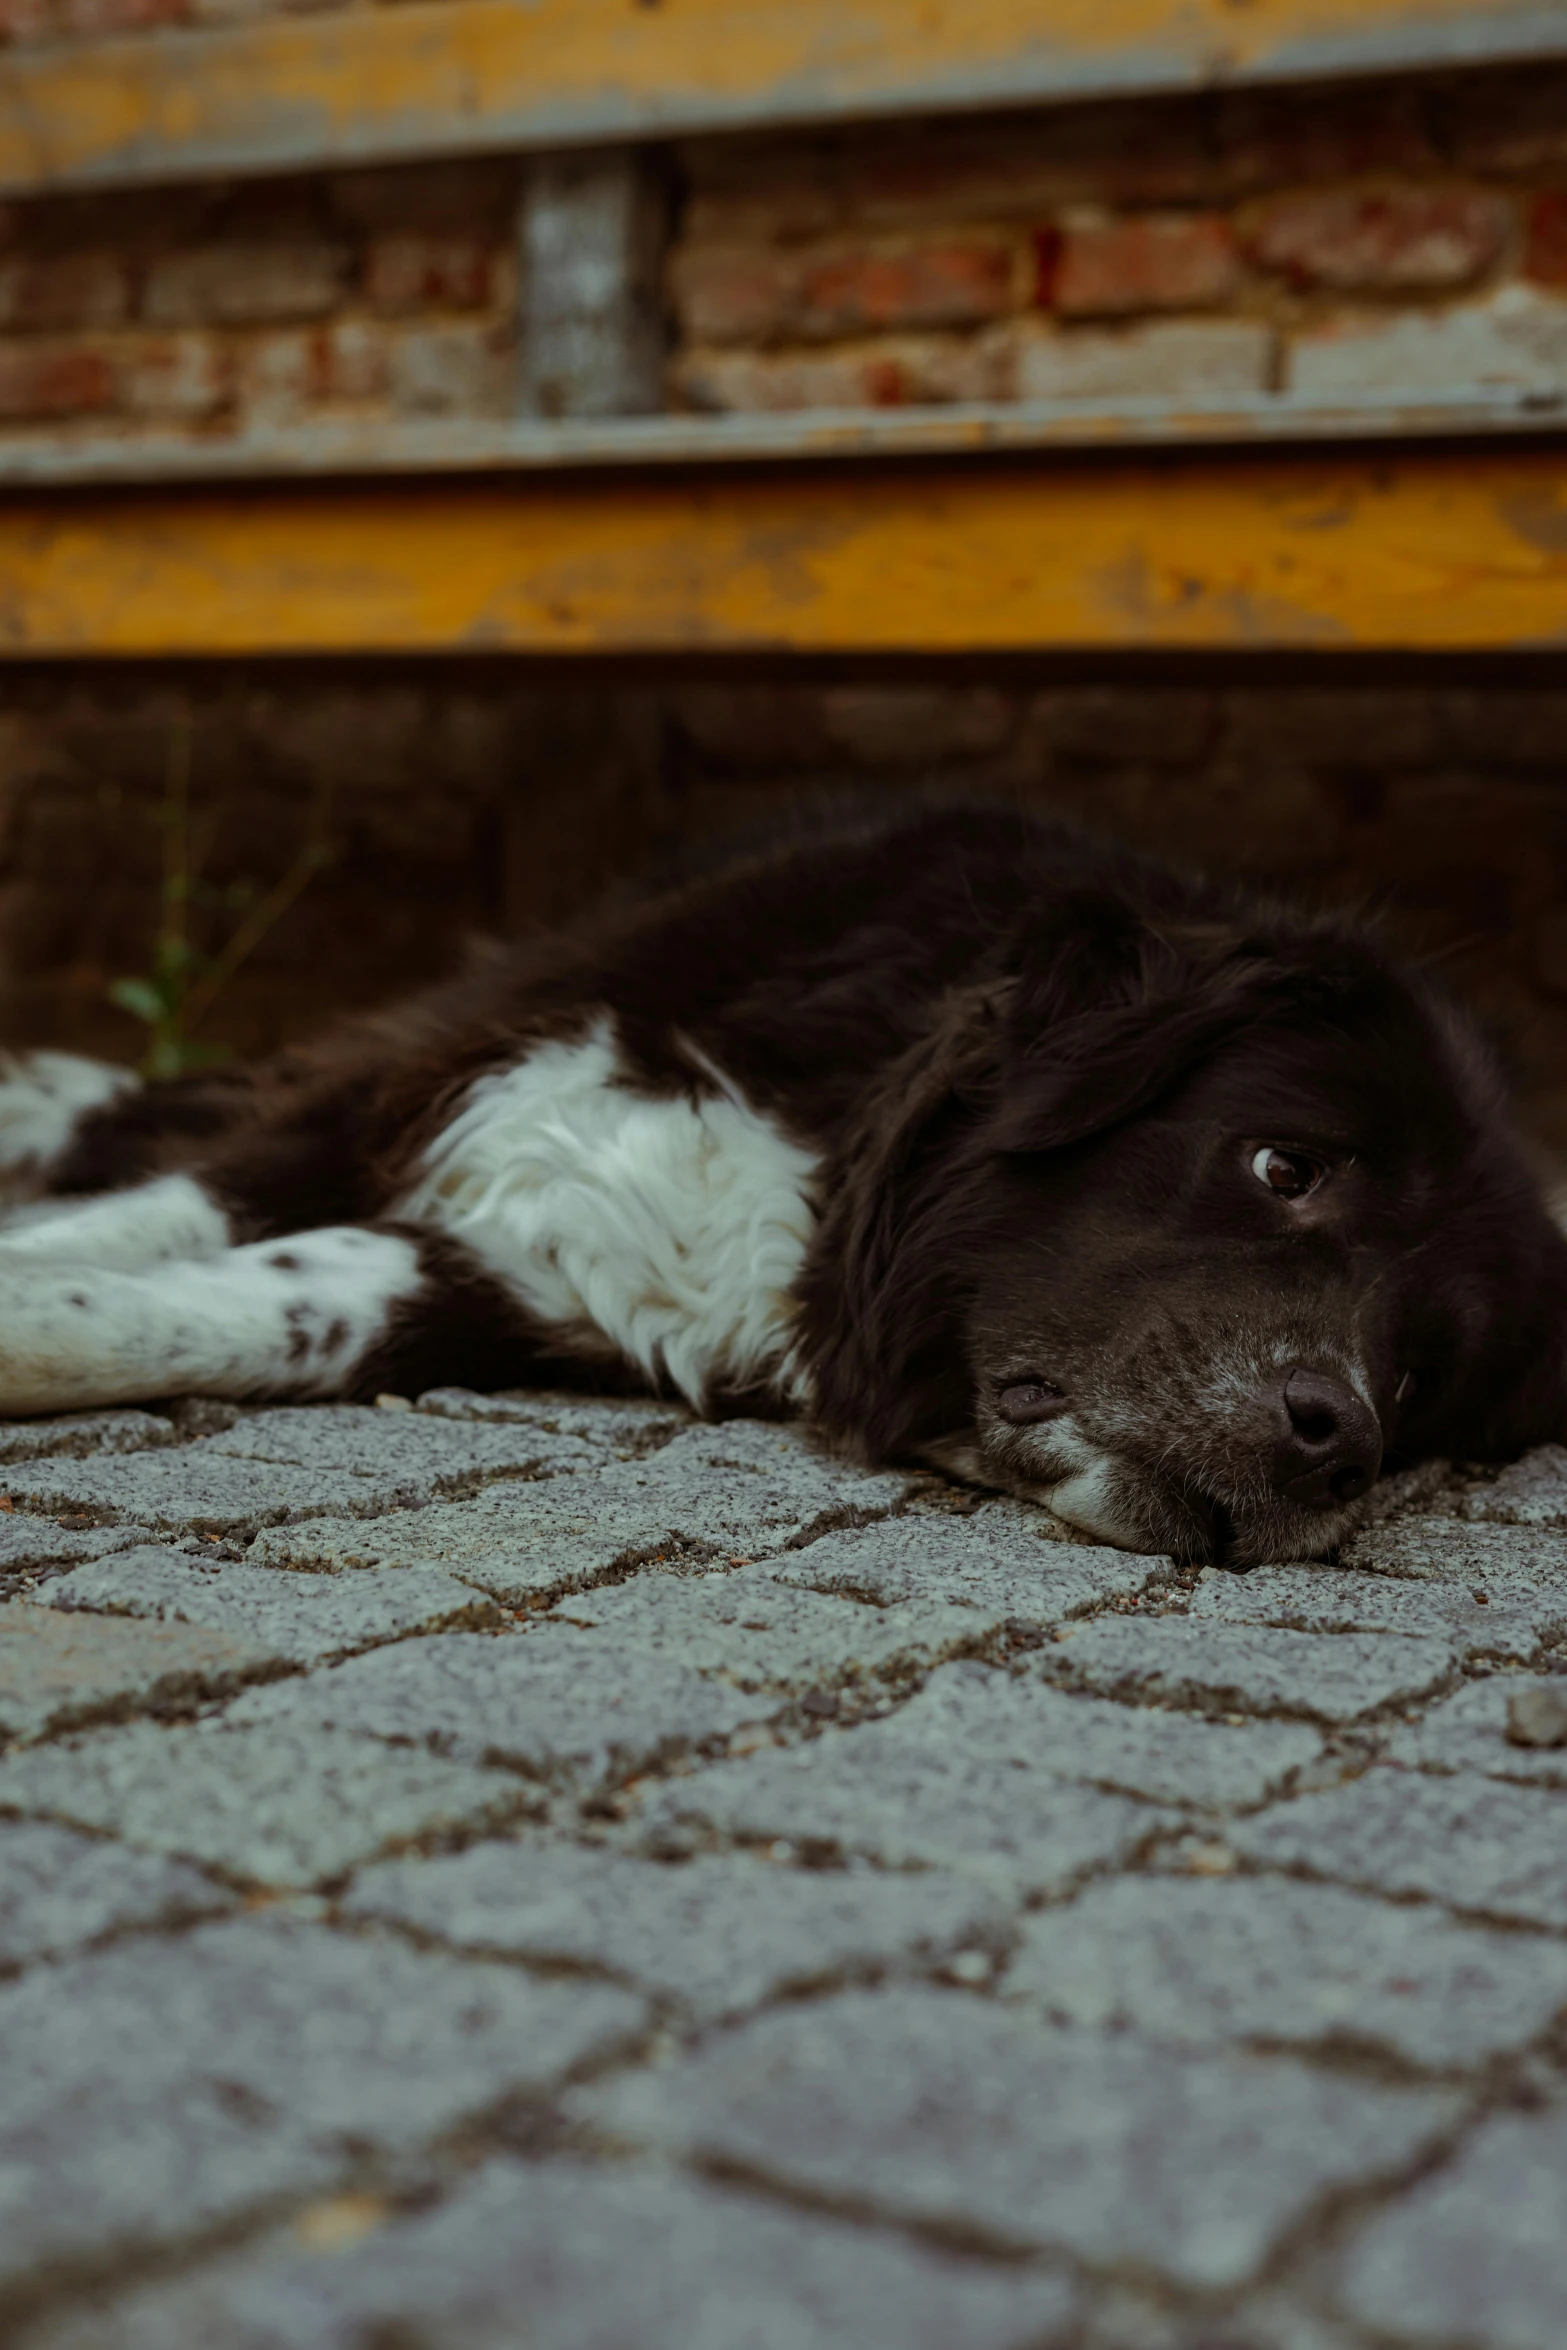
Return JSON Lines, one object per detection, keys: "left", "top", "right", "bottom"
{"left": 517, "top": 147, "right": 668, "bottom": 419}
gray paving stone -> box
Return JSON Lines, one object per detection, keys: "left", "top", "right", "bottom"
{"left": 9, "top": 1387, "right": 1562, "bottom": 2339}
{"left": 346, "top": 1839, "right": 1010, "bottom": 2020}
{"left": 625, "top": 1419, "right": 911, "bottom": 1531}
{"left": 1386, "top": 1673, "right": 1567, "bottom": 1787}
{"left": 0, "top": 1600, "right": 279, "bottom": 1745}
{"left": 0, "top": 1816, "right": 229, "bottom": 1969}
{"left": 887, "top": 1660, "right": 1320, "bottom": 1809}
{"left": 0, "top": 1450, "right": 433, "bottom": 1536}
{"left": 0, "top": 1720, "right": 533, "bottom": 1886}
{"left": 769, "top": 1506, "right": 1164, "bottom": 1623}
{"left": 205, "top": 1402, "right": 606, "bottom": 1487}
{"left": 576, "top": 1987, "right": 1458, "bottom": 2290}
{"left": 0, "top": 1515, "right": 164, "bottom": 1582}
{"left": 25, "top": 2158, "right": 1079, "bottom": 2350}
{"left": 1359, "top": 1459, "right": 1458, "bottom": 1522}
{"left": 247, "top": 1421, "right": 906, "bottom": 1599}
{"left": 0, "top": 1916, "right": 643, "bottom": 2294}
{"left": 416, "top": 1384, "right": 692, "bottom": 1456}
{"left": 0, "top": 1408, "right": 179, "bottom": 1463}
{"left": 1189, "top": 1562, "right": 1553, "bottom": 1661}
{"left": 551, "top": 1559, "right": 991, "bottom": 1693}
{"left": 1040, "top": 1617, "right": 1457, "bottom": 1723}
{"left": 1333, "top": 2108, "right": 1567, "bottom": 2350}
{"left": 644, "top": 1716, "right": 1172, "bottom": 1895}
{"left": 1460, "top": 1442, "right": 1567, "bottom": 1528}
{"left": 1004, "top": 1874, "right": 1567, "bottom": 2070}
{"left": 245, "top": 1476, "right": 685, "bottom": 1593}
{"left": 1343, "top": 1517, "right": 1567, "bottom": 1592}
{"left": 46, "top": 1544, "right": 494, "bottom": 1663}
{"left": 226, "top": 1626, "right": 773, "bottom": 1791}
{"left": 1230, "top": 1766, "right": 1567, "bottom": 1928}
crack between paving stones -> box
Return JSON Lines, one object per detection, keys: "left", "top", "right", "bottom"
{"left": 1216, "top": 1851, "right": 1567, "bottom": 1943}
{"left": 0, "top": 1886, "right": 238, "bottom": 1988}
{"left": 0, "top": 1991, "right": 654, "bottom": 2344}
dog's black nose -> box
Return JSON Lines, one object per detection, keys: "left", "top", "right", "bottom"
{"left": 1269, "top": 1367, "right": 1382, "bottom": 1508}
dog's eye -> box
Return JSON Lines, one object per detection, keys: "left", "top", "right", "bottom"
{"left": 997, "top": 1380, "right": 1068, "bottom": 1425}
{"left": 1250, "top": 1146, "right": 1325, "bottom": 1199}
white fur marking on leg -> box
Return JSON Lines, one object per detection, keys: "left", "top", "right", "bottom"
{"left": 0, "top": 1051, "right": 137, "bottom": 1195}
{"left": 0, "top": 1226, "right": 423, "bottom": 1412}
{"left": 0, "top": 1174, "right": 230, "bottom": 1270}
{"left": 396, "top": 1019, "right": 819, "bottom": 1409}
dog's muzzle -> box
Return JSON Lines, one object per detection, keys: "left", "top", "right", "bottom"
{"left": 1266, "top": 1364, "right": 1382, "bottom": 1509}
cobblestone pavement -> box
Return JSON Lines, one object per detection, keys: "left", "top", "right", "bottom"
{"left": 4, "top": 1391, "right": 1567, "bottom": 2347}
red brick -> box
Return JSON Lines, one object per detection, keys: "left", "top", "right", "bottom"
{"left": 320, "top": 319, "right": 391, "bottom": 403}
{"left": 669, "top": 245, "right": 796, "bottom": 343}
{"left": 329, "top": 158, "right": 520, "bottom": 238}
{"left": 674, "top": 330, "right": 1010, "bottom": 413}
{"left": 801, "top": 237, "right": 1022, "bottom": 336}
{"left": 235, "top": 320, "right": 394, "bottom": 423}
{"left": 0, "top": 337, "right": 113, "bottom": 420}
{"left": 1525, "top": 193, "right": 1567, "bottom": 290}
{"left": 235, "top": 327, "right": 326, "bottom": 426}
{"left": 671, "top": 233, "right": 1023, "bottom": 346}
{"left": 146, "top": 242, "right": 347, "bottom": 328}
{"left": 364, "top": 234, "right": 495, "bottom": 315}
{"left": 1242, "top": 187, "right": 1509, "bottom": 292}
{"left": 387, "top": 319, "right": 511, "bottom": 417}
{"left": 1446, "top": 69, "right": 1567, "bottom": 177}
{"left": 819, "top": 685, "right": 1016, "bottom": 765}
{"left": 677, "top": 142, "right": 858, "bottom": 246}
{"left": 0, "top": 253, "right": 129, "bottom": 333}
{"left": 679, "top": 107, "right": 1216, "bottom": 247}
{"left": 0, "top": 0, "right": 57, "bottom": 39}
{"left": 835, "top": 110, "right": 1216, "bottom": 224}
{"left": 117, "top": 331, "right": 231, "bottom": 421}
{"left": 1009, "top": 315, "right": 1269, "bottom": 402}
{"left": 1215, "top": 86, "right": 1435, "bottom": 192}
{"left": 1052, "top": 213, "right": 1239, "bottom": 318}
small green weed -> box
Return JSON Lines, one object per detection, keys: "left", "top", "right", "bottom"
{"left": 109, "top": 708, "right": 336, "bottom": 1080}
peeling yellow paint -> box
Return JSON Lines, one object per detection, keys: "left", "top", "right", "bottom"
{"left": 0, "top": 0, "right": 1561, "bottom": 193}
{"left": 2, "top": 450, "right": 1565, "bottom": 655}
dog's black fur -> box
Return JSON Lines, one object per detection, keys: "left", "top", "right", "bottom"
{"left": 36, "top": 801, "right": 1567, "bottom": 1563}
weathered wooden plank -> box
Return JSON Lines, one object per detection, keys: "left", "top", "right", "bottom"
{"left": 2, "top": 447, "right": 1563, "bottom": 655}
{"left": 1, "top": 0, "right": 1563, "bottom": 197}
{"left": 0, "top": 392, "right": 1561, "bottom": 488}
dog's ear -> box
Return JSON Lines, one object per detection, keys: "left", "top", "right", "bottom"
{"left": 797, "top": 986, "right": 1000, "bottom": 1459}
{"left": 991, "top": 896, "right": 1341, "bottom": 1154}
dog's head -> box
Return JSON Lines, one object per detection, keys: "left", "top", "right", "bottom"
{"left": 806, "top": 891, "right": 1567, "bottom": 1566}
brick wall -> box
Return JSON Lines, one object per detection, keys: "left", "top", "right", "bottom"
{"left": 2, "top": 672, "right": 1565, "bottom": 1153}
{"left": 0, "top": 163, "right": 519, "bottom": 438}
{"left": 3, "top": 64, "right": 1567, "bottom": 444}
{"left": 667, "top": 72, "right": 1567, "bottom": 414}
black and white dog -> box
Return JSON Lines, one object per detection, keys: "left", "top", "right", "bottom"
{"left": 0, "top": 801, "right": 1561, "bottom": 1567}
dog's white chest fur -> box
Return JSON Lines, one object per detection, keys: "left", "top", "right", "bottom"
{"left": 396, "top": 1021, "right": 819, "bottom": 1407}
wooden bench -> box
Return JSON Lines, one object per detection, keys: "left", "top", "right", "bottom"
{"left": 2, "top": 0, "right": 1564, "bottom": 659}
{"left": 3, "top": 0, "right": 1563, "bottom": 196}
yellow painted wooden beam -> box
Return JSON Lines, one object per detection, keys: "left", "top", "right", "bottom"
{"left": 1, "top": 0, "right": 1563, "bottom": 196}
{"left": 2, "top": 447, "right": 1564, "bottom": 656}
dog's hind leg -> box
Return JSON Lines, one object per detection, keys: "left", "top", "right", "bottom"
{"left": 0, "top": 1221, "right": 533, "bottom": 1413}
{"left": 0, "top": 1173, "right": 232, "bottom": 1271}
